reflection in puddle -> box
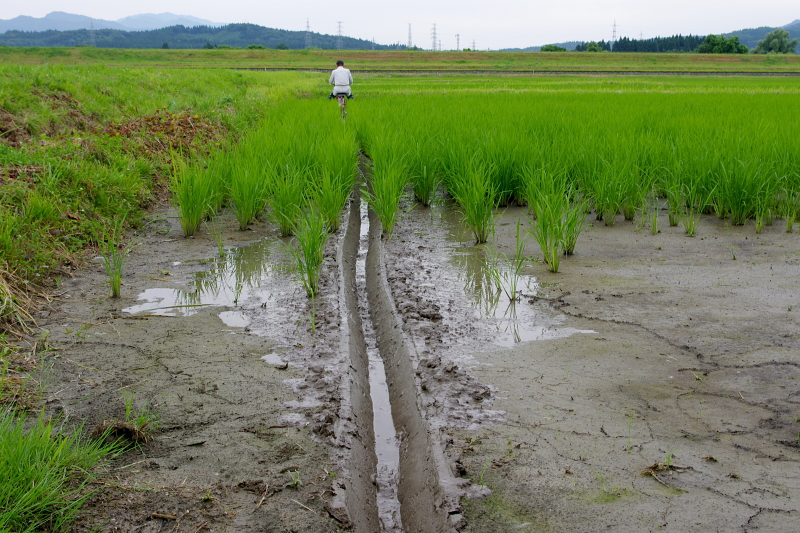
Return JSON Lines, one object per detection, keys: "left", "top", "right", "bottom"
{"left": 123, "top": 239, "right": 276, "bottom": 317}
{"left": 435, "top": 206, "right": 594, "bottom": 347}
{"left": 219, "top": 311, "right": 251, "bottom": 328}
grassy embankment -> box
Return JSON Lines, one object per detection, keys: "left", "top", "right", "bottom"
{"left": 0, "top": 64, "right": 321, "bottom": 532}
{"left": 3, "top": 46, "right": 800, "bottom": 72}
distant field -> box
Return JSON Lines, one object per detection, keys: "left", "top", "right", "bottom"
{"left": 2, "top": 47, "right": 800, "bottom": 72}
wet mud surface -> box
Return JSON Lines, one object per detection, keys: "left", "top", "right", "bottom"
{"left": 384, "top": 205, "right": 800, "bottom": 532}
{"left": 37, "top": 198, "right": 799, "bottom": 532}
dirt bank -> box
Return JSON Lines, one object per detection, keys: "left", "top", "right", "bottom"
{"left": 35, "top": 197, "right": 799, "bottom": 532}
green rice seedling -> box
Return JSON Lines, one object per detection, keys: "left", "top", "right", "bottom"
{"left": 681, "top": 183, "right": 715, "bottom": 237}
{"left": 122, "top": 391, "right": 160, "bottom": 434}
{"left": 779, "top": 188, "right": 799, "bottom": 233}
{"left": 494, "top": 219, "right": 527, "bottom": 301}
{"left": 313, "top": 168, "right": 352, "bottom": 234}
{"left": 563, "top": 194, "right": 588, "bottom": 256}
{"left": 269, "top": 165, "right": 308, "bottom": 237}
{"left": 98, "top": 215, "right": 126, "bottom": 298}
{"left": 170, "top": 152, "right": 214, "bottom": 237}
{"left": 520, "top": 163, "right": 569, "bottom": 219}
{"left": 364, "top": 142, "right": 408, "bottom": 236}
{"left": 592, "top": 159, "right": 625, "bottom": 227}
{"left": 284, "top": 207, "right": 329, "bottom": 298}
{"left": 205, "top": 217, "right": 226, "bottom": 256}
{"left": 719, "top": 159, "right": 763, "bottom": 226}
{"left": 650, "top": 197, "right": 660, "bottom": 235}
{"left": 228, "top": 148, "right": 270, "bottom": 230}
{"left": 408, "top": 136, "right": 442, "bottom": 207}
{"left": 412, "top": 165, "right": 440, "bottom": 207}
{"left": 663, "top": 177, "right": 683, "bottom": 227}
{"left": 449, "top": 158, "right": 498, "bottom": 244}
{"left": 528, "top": 194, "right": 564, "bottom": 273}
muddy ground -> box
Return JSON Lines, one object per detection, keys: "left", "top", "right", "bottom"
{"left": 35, "top": 197, "right": 799, "bottom": 533}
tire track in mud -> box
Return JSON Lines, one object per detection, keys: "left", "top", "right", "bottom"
{"left": 337, "top": 186, "right": 461, "bottom": 532}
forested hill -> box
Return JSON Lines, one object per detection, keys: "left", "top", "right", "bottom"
{"left": 725, "top": 20, "right": 800, "bottom": 49}
{"left": 0, "top": 23, "right": 401, "bottom": 50}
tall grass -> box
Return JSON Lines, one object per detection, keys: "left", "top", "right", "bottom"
{"left": 0, "top": 408, "right": 121, "bottom": 533}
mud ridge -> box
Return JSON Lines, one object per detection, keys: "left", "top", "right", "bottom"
{"left": 365, "top": 205, "right": 462, "bottom": 533}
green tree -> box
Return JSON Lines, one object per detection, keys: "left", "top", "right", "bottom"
{"left": 697, "top": 34, "right": 748, "bottom": 54}
{"left": 541, "top": 44, "right": 567, "bottom": 52}
{"left": 273, "top": 43, "right": 289, "bottom": 50}
{"left": 752, "top": 28, "right": 799, "bottom": 54}
{"left": 161, "top": 42, "right": 169, "bottom": 49}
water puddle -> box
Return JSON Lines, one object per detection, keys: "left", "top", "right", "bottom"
{"left": 419, "top": 205, "right": 594, "bottom": 347}
{"left": 358, "top": 198, "right": 403, "bottom": 532}
{"left": 123, "top": 239, "right": 276, "bottom": 318}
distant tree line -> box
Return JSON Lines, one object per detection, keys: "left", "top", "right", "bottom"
{"left": 574, "top": 40, "right": 611, "bottom": 52}
{"left": 0, "top": 23, "right": 404, "bottom": 50}
{"left": 696, "top": 35, "right": 748, "bottom": 54}
{"left": 612, "top": 34, "right": 704, "bottom": 53}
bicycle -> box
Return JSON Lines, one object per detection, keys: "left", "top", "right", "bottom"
{"left": 329, "top": 91, "right": 352, "bottom": 118}
{"left": 335, "top": 93, "right": 347, "bottom": 118}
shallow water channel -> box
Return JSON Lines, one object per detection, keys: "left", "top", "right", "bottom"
{"left": 356, "top": 199, "right": 403, "bottom": 532}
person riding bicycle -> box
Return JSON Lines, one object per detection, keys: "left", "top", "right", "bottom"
{"left": 328, "top": 60, "right": 354, "bottom": 99}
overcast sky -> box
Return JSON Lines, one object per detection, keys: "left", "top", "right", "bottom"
{"left": 4, "top": 1, "right": 799, "bottom": 49}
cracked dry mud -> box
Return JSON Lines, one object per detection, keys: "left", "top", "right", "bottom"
{"left": 37, "top": 194, "right": 799, "bottom": 533}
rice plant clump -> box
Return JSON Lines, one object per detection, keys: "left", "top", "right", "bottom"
{"left": 269, "top": 166, "right": 308, "bottom": 237}
{"left": 285, "top": 207, "right": 329, "bottom": 298}
{"left": 449, "top": 159, "right": 497, "bottom": 244}
{"left": 228, "top": 147, "right": 270, "bottom": 230}
{"left": 170, "top": 154, "right": 215, "bottom": 237}
{"left": 364, "top": 136, "right": 408, "bottom": 236}
{"left": 98, "top": 215, "right": 126, "bottom": 298}
{"left": 528, "top": 194, "right": 564, "bottom": 273}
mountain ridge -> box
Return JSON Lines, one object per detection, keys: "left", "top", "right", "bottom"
{"left": 0, "top": 11, "right": 220, "bottom": 33}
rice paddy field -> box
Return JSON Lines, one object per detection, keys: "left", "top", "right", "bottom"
{"left": 3, "top": 46, "right": 800, "bottom": 72}
{"left": 2, "top": 61, "right": 800, "bottom": 532}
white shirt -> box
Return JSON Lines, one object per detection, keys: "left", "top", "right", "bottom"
{"left": 329, "top": 66, "right": 353, "bottom": 86}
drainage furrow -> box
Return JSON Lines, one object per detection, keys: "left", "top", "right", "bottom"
{"left": 338, "top": 187, "right": 380, "bottom": 533}
{"left": 355, "top": 192, "right": 404, "bottom": 532}
{"left": 365, "top": 205, "right": 458, "bottom": 533}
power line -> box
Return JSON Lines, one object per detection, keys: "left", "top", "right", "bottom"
{"left": 408, "top": 23, "right": 412, "bottom": 48}
{"left": 431, "top": 23, "right": 437, "bottom": 51}
{"left": 456, "top": 33, "right": 460, "bottom": 50}
{"left": 337, "top": 21, "right": 343, "bottom": 50}
{"left": 89, "top": 20, "right": 96, "bottom": 47}
{"left": 612, "top": 20, "right": 617, "bottom": 44}
{"left": 305, "top": 18, "right": 312, "bottom": 49}
{"left": 472, "top": 39, "right": 476, "bottom": 50}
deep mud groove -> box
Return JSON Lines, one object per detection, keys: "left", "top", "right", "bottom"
{"left": 336, "top": 185, "right": 459, "bottom": 532}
